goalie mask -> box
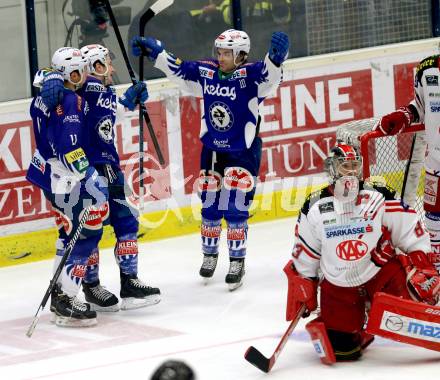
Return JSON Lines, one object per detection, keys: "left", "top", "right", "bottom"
{"left": 325, "top": 144, "right": 363, "bottom": 203}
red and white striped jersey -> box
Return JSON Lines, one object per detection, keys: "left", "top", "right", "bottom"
{"left": 292, "top": 182, "right": 431, "bottom": 287}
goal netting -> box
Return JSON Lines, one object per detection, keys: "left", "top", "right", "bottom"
{"left": 336, "top": 118, "right": 426, "bottom": 216}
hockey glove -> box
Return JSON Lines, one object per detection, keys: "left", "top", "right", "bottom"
{"left": 268, "top": 32, "right": 289, "bottom": 66}
{"left": 399, "top": 251, "right": 440, "bottom": 305}
{"left": 284, "top": 260, "right": 318, "bottom": 320}
{"left": 131, "top": 36, "right": 164, "bottom": 60}
{"left": 119, "top": 81, "right": 149, "bottom": 111}
{"left": 40, "top": 71, "right": 64, "bottom": 110}
{"left": 375, "top": 106, "right": 415, "bottom": 136}
{"left": 83, "top": 166, "right": 109, "bottom": 208}
{"left": 370, "top": 226, "right": 396, "bottom": 267}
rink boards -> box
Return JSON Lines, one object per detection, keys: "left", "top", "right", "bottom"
{"left": 0, "top": 38, "right": 438, "bottom": 267}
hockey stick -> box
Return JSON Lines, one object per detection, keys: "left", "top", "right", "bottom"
{"left": 244, "top": 304, "right": 306, "bottom": 373}
{"left": 26, "top": 207, "right": 92, "bottom": 338}
{"left": 102, "top": 0, "right": 165, "bottom": 170}
{"left": 138, "top": 0, "right": 174, "bottom": 210}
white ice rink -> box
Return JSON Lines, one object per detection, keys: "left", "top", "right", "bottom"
{"left": 1, "top": 218, "right": 439, "bottom": 379}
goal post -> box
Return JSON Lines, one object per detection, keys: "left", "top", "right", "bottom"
{"left": 336, "top": 118, "right": 426, "bottom": 215}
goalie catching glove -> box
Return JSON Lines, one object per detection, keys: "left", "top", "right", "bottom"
{"left": 284, "top": 260, "right": 318, "bottom": 320}
{"left": 398, "top": 251, "right": 440, "bottom": 305}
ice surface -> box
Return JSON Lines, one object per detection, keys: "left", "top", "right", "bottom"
{"left": 0, "top": 219, "right": 439, "bottom": 379}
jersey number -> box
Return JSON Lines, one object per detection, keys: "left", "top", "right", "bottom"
{"left": 70, "top": 134, "right": 78, "bottom": 145}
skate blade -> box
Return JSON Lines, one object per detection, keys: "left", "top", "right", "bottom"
{"left": 89, "top": 303, "right": 120, "bottom": 312}
{"left": 201, "top": 277, "right": 212, "bottom": 285}
{"left": 55, "top": 316, "right": 97, "bottom": 328}
{"left": 120, "top": 294, "right": 161, "bottom": 310}
{"left": 228, "top": 281, "right": 243, "bottom": 292}
{"left": 50, "top": 312, "right": 57, "bottom": 324}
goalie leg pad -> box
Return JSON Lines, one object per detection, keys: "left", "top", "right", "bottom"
{"left": 305, "top": 318, "right": 336, "bottom": 364}
{"left": 366, "top": 292, "right": 440, "bottom": 352}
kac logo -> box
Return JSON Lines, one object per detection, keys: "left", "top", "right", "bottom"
{"left": 335, "top": 240, "right": 368, "bottom": 261}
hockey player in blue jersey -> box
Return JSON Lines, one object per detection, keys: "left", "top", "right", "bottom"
{"left": 132, "top": 29, "right": 289, "bottom": 290}
{"left": 35, "top": 44, "right": 161, "bottom": 311}
{"left": 27, "top": 47, "right": 107, "bottom": 327}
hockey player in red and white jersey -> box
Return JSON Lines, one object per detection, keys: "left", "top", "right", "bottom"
{"left": 377, "top": 55, "right": 440, "bottom": 273}
{"left": 284, "top": 143, "right": 440, "bottom": 362}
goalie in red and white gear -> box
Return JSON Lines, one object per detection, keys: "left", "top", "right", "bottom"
{"left": 284, "top": 143, "right": 440, "bottom": 363}
{"left": 376, "top": 55, "right": 440, "bottom": 271}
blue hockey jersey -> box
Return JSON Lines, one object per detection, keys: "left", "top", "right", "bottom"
{"left": 155, "top": 51, "right": 282, "bottom": 151}
{"left": 27, "top": 90, "right": 90, "bottom": 193}
{"left": 77, "top": 76, "right": 119, "bottom": 166}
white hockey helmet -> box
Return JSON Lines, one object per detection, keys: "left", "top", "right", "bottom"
{"left": 214, "top": 29, "right": 250, "bottom": 63}
{"left": 51, "top": 47, "right": 88, "bottom": 86}
{"left": 80, "top": 44, "right": 110, "bottom": 76}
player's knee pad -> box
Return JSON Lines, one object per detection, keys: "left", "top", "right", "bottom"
{"left": 424, "top": 168, "right": 440, "bottom": 212}
{"left": 80, "top": 205, "right": 106, "bottom": 239}
{"left": 223, "top": 166, "right": 256, "bottom": 194}
{"left": 226, "top": 220, "right": 248, "bottom": 258}
{"left": 197, "top": 169, "right": 222, "bottom": 194}
{"left": 201, "top": 218, "right": 222, "bottom": 255}
{"left": 54, "top": 209, "right": 74, "bottom": 236}
{"left": 425, "top": 212, "right": 440, "bottom": 254}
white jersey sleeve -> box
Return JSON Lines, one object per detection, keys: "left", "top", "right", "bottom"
{"left": 154, "top": 50, "right": 203, "bottom": 97}
{"left": 383, "top": 200, "right": 431, "bottom": 253}
{"left": 256, "top": 54, "right": 283, "bottom": 99}
{"left": 291, "top": 199, "right": 322, "bottom": 278}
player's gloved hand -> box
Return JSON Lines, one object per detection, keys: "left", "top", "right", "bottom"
{"left": 40, "top": 71, "right": 64, "bottom": 110}
{"left": 119, "top": 80, "right": 149, "bottom": 111}
{"left": 268, "top": 32, "right": 289, "bottom": 66}
{"left": 370, "top": 226, "right": 396, "bottom": 267}
{"left": 399, "top": 251, "right": 440, "bottom": 305}
{"left": 375, "top": 106, "right": 414, "bottom": 135}
{"left": 83, "top": 166, "right": 109, "bottom": 207}
{"left": 284, "top": 260, "right": 318, "bottom": 320}
{"left": 131, "top": 36, "right": 164, "bottom": 60}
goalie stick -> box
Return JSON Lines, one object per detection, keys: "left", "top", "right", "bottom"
{"left": 244, "top": 304, "right": 306, "bottom": 373}
{"left": 137, "top": 0, "right": 174, "bottom": 211}
{"left": 26, "top": 207, "right": 92, "bottom": 337}
{"left": 102, "top": 0, "right": 167, "bottom": 171}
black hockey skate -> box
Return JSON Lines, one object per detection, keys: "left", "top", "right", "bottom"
{"left": 225, "top": 258, "right": 245, "bottom": 291}
{"left": 120, "top": 273, "right": 161, "bottom": 310}
{"left": 53, "top": 293, "right": 97, "bottom": 327}
{"left": 83, "top": 281, "right": 119, "bottom": 312}
{"left": 199, "top": 253, "right": 219, "bottom": 283}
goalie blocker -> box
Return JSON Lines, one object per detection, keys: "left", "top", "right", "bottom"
{"left": 366, "top": 292, "right": 440, "bottom": 352}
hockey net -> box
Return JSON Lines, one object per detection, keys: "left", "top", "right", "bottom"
{"left": 336, "top": 118, "right": 426, "bottom": 216}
